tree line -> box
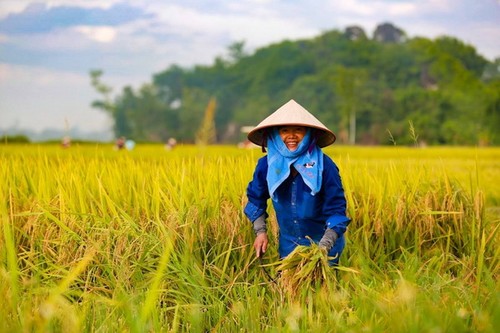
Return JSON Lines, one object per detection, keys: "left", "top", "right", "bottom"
{"left": 90, "top": 22, "right": 500, "bottom": 146}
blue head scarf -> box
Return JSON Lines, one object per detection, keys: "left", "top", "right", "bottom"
{"left": 266, "top": 127, "right": 324, "bottom": 201}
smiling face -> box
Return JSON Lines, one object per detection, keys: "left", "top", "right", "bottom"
{"left": 278, "top": 126, "right": 307, "bottom": 151}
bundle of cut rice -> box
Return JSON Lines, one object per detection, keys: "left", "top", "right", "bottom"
{"left": 275, "top": 243, "right": 335, "bottom": 297}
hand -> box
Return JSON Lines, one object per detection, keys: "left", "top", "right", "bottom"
{"left": 253, "top": 232, "right": 268, "bottom": 258}
{"left": 318, "top": 228, "right": 338, "bottom": 252}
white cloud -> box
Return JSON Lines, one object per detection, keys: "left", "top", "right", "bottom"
{"left": 0, "top": 63, "right": 112, "bottom": 132}
{"left": 5, "top": 29, "right": 92, "bottom": 51}
{"left": 426, "top": 0, "right": 452, "bottom": 11}
{"left": 0, "top": 1, "right": 28, "bottom": 19}
{"left": 76, "top": 26, "right": 117, "bottom": 43}
{"left": 142, "top": 2, "right": 316, "bottom": 54}
{"left": 45, "top": 0, "right": 119, "bottom": 10}
{"left": 0, "top": 0, "right": 120, "bottom": 19}
{"left": 331, "top": 0, "right": 377, "bottom": 16}
{"left": 332, "top": 0, "right": 451, "bottom": 17}
{"left": 387, "top": 3, "right": 417, "bottom": 16}
{"left": 0, "top": 62, "right": 80, "bottom": 85}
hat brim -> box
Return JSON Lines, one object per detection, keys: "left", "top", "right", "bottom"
{"left": 247, "top": 124, "right": 336, "bottom": 148}
{"left": 246, "top": 99, "right": 337, "bottom": 148}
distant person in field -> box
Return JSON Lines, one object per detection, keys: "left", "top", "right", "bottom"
{"left": 165, "top": 137, "right": 177, "bottom": 151}
{"left": 244, "top": 99, "right": 350, "bottom": 265}
{"left": 115, "top": 136, "right": 126, "bottom": 150}
{"left": 61, "top": 136, "right": 71, "bottom": 148}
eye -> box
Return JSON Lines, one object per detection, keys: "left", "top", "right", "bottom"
{"left": 280, "top": 128, "right": 290, "bottom": 134}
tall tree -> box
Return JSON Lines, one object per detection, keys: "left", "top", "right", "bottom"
{"left": 335, "top": 67, "right": 368, "bottom": 144}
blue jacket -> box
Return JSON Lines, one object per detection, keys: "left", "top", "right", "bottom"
{"left": 245, "top": 154, "right": 350, "bottom": 263}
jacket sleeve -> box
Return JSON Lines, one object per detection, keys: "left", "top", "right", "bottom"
{"left": 244, "top": 157, "right": 270, "bottom": 222}
{"left": 322, "top": 155, "right": 351, "bottom": 236}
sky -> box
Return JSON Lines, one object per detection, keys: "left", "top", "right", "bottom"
{"left": 0, "top": 0, "right": 499, "bottom": 138}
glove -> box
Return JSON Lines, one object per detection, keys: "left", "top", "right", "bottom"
{"left": 252, "top": 215, "right": 268, "bottom": 258}
{"left": 252, "top": 215, "right": 267, "bottom": 236}
{"left": 318, "top": 228, "right": 338, "bottom": 251}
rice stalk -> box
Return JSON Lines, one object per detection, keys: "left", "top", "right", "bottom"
{"left": 273, "top": 241, "right": 340, "bottom": 298}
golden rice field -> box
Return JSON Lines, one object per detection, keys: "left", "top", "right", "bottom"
{"left": 1, "top": 144, "right": 499, "bottom": 332}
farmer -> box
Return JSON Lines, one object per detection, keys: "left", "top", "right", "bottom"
{"left": 115, "top": 136, "right": 126, "bottom": 150}
{"left": 244, "top": 99, "right": 350, "bottom": 265}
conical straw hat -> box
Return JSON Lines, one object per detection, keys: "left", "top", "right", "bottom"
{"left": 247, "top": 99, "right": 336, "bottom": 148}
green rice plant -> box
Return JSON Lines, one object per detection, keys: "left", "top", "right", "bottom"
{"left": 0, "top": 144, "right": 498, "bottom": 332}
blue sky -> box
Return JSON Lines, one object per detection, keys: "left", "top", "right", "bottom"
{"left": 0, "top": 0, "right": 499, "bottom": 137}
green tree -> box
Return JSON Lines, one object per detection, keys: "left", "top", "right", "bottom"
{"left": 92, "top": 23, "right": 499, "bottom": 145}
{"left": 89, "top": 69, "right": 114, "bottom": 114}
{"left": 89, "top": 69, "right": 132, "bottom": 137}
{"left": 335, "top": 67, "right": 369, "bottom": 144}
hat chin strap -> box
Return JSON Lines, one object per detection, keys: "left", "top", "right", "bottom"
{"left": 261, "top": 131, "right": 267, "bottom": 153}
{"left": 308, "top": 130, "right": 318, "bottom": 153}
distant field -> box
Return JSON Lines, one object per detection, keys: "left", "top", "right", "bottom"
{"left": 1, "top": 144, "right": 498, "bottom": 332}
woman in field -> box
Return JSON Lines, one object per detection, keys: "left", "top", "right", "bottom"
{"left": 244, "top": 99, "right": 350, "bottom": 265}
